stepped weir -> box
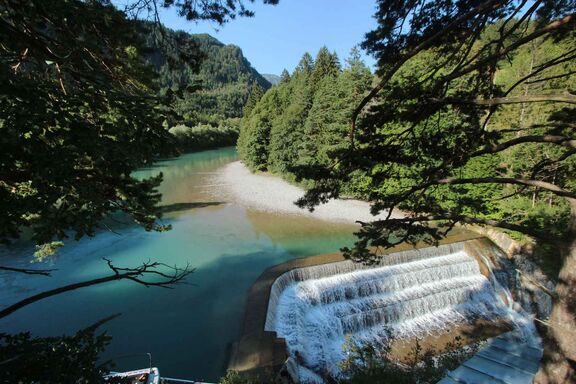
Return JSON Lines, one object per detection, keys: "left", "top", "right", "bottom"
{"left": 228, "top": 233, "right": 538, "bottom": 383}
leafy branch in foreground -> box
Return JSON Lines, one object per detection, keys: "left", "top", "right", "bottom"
{"left": 0, "top": 314, "right": 120, "bottom": 383}
{"left": 0, "top": 0, "right": 278, "bottom": 381}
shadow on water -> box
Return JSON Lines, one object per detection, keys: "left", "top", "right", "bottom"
{"left": 98, "top": 247, "right": 291, "bottom": 381}
{"left": 158, "top": 202, "right": 225, "bottom": 214}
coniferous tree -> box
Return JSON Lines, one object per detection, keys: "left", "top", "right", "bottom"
{"left": 300, "top": 48, "right": 371, "bottom": 174}
{"left": 243, "top": 80, "right": 265, "bottom": 117}
{"left": 280, "top": 68, "right": 291, "bottom": 83}
{"left": 293, "top": 52, "right": 314, "bottom": 76}
{"left": 310, "top": 46, "right": 341, "bottom": 89}
{"left": 298, "top": 48, "right": 343, "bottom": 168}
{"left": 238, "top": 82, "right": 289, "bottom": 171}
{"left": 268, "top": 53, "right": 316, "bottom": 174}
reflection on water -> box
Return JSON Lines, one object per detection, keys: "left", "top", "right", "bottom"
{"left": 0, "top": 147, "right": 357, "bottom": 381}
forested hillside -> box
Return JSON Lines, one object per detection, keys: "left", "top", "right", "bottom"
{"left": 238, "top": 46, "right": 372, "bottom": 190}
{"left": 238, "top": 26, "right": 575, "bottom": 254}
{"left": 142, "top": 25, "right": 271, "bottom": 150}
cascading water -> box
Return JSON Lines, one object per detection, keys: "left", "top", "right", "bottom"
{"left": 467, "top": 242, "right": 541, "bottom": 347}
{"left": 266, "top": 243, "right": 524, "bottom": 382}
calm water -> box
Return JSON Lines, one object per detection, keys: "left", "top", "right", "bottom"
{"left": 0, "top": 148, "right": 358, "bottom": 381}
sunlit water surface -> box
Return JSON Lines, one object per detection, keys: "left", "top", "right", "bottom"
{"left": 0, "top": 148, "right": 358, "bottom": 381}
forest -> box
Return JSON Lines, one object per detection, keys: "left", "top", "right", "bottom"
{"left": 239, "top": 24, "right": 576, "bottom": 273}
{"left": 1, "top": 0, "right": 575, "bottom": 383}
{"left": 143, "top": 26, "right": 271, "bottom": 151}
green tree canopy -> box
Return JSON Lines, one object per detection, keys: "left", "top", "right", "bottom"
{"left": 243, "top": 80, "right": 265, "bottom": 117}
{"left": 293, "top": 1, "right": 575, "bottom": 381}
{"left": 280, "top": 68, "right": 291, "bottom": 83}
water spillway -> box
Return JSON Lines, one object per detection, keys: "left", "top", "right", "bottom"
{"left": 265, "top": 243, "right": 513, "bottom": 380}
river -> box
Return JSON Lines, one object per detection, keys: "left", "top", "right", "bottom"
{"left": 0, "top": 147, "right": 359, "bottom": 381}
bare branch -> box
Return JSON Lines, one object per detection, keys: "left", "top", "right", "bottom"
{"left": 0, "top": 266, "right": 56, "bottom": 276}
{"left": 434, "top": 177, "right": 576, "bottom": 199}
{"left": 0, "top": 259, "right": 194, "bottom": 319}
{"left": 526, "top": 70, "right": 576, "bottom": 85}
{"left": 470, "top": 135, "right": 576, "bottom": 157}
{"left": 495, "top": 122, "right": 576, "bottom": 133}
{"left": 433, "top": 93, "right": 576, "bottom": 106}
{"left": 82, "top": 313, "right": 122, "bottom": 333}
{"left": 504, "top": 50, "right": 576, "bottom": 95}
{"left": 530, "top": 148, "right": 576, "bottom": 179}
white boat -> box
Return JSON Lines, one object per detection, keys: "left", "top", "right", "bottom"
{"left": 105, "top": 367, "right": 160, "bottom": 384}
{"left": 105, "top": 366, "right": 215, "bottom": 383}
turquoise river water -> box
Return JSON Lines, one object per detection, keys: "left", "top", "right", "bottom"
{"left": 0, "top": 148, "right": 358, "bottom": 381}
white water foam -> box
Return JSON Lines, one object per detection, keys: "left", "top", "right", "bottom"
{"left": 268, "top": 248, "right": 515, "bottom": 381}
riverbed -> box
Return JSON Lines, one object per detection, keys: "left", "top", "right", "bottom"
{"left": 0, "top": 148, "right": 376, "bottom": 381}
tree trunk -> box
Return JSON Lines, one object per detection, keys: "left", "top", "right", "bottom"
{"left": 535, "top": 198, "right": 576, "bottom": 383}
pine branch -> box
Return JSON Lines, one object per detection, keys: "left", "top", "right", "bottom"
{"left": 444, "top": 13, "right": 576, "bottom": 82}
{"left": 434, "top": 177, "right": 576, "bottom": 199}
{"left": 349, "top": 0, "right": 505, "bottom": 145}
{"left": 368, "top": 212, "right": 552, "bottom": 242}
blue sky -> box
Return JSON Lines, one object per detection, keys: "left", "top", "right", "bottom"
{"left": 153, "top": 1, "right": 379, "bottom": 75}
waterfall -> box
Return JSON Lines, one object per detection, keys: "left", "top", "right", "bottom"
{"left": 265, "top": 242, "right": 465, "bottom": 331}
{"left": 266, "top": 242, "right": 521, "bottom": 381}
{"left": 467, "top": 241, "right": 541, "bottom": 347}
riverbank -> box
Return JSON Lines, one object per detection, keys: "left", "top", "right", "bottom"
{"left": 212, "top": 161, "right": 401, "bottom": 223}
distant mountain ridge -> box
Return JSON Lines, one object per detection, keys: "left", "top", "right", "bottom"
{"left": 262, "top": 74, "right": 281, "bottom": 85}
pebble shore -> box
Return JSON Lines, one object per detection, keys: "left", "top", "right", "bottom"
{"left": 211, "top": 161, "right": 401, "bottom": 224}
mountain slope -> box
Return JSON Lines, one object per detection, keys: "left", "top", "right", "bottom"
{"left": 143, "top": 26, "right": 271, "bottom": 121}
{"left": 262, "top": 74, "right": 281, "bottom": 85}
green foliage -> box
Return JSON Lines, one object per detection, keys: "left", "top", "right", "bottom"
{"left": 238, "top": 85, "right": 283, "bottom": 170}
{"left": 218, "top": 371, "right": 276, "bottom": 384}
{"left": 310, "top": 46, "right": 341, "bottom": 89}
{"left": 238, "top": 4, "right": 575, "bottom": 288}
{"left": 243, "top": 81, "right": 265, "bottom": 117}
{"left": 0, "top": 0, "right": 176, "bottom": 246}
{"left": 34, "top": 241, "right": 65, "bottom": 260}
{"left": 169, "top": 120, "right": 240, "bottom": 151}
{"left": 0, "top": 2, "right": 274, "bottom": 245}
{"left": 341, "top": 337, "right": 479, "bottom": 384}
{"left": 0, "top": 0, "right": 278, "bottom": 380}
{"left": 280, "top": 69, "right": 291, "bottom": 83}
{"left": 238, "top": 47, "right": 372, "bottom": 182}
{"left": 0, "top": 328, "right": 111, "bottom": 383}
{"left": 143, "top": 29, "right": 271, "bottom": 124}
